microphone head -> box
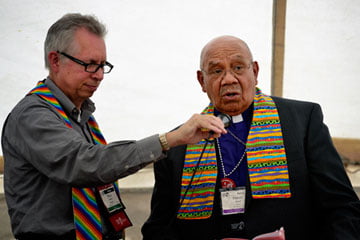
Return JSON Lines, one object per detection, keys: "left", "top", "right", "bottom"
{"left": 217, "top": 113, "right": 231, "bottom": 128}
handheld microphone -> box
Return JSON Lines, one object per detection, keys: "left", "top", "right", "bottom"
{"left": 208, "top": 113, "right": 232, "bottom": 138}
{"left": 217, "top": 113, "right": 232, "bottom": 128}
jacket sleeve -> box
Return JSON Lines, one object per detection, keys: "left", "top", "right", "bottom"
{"left": 305, "top": 103, "right": 360, "bottom": 239}
{"left": 142, "top": 146, "right": 185, "bottom": 240}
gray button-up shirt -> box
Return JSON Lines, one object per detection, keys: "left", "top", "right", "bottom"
{"left": 1, "top": 78, "right": 164, "bottom": 237}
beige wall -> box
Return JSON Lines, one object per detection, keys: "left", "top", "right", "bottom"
{"left": 333, "top": 138, "right": 360, "bottom": 164}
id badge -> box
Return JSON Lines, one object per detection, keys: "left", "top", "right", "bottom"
{"left": 220, "top": 187, "right": 246, "bottom": 215}
{"left": 97, "top": 184, "right": 133, "bottom": 231}
{"left": 98, "top": 184, "right": 123, "bottom": 213}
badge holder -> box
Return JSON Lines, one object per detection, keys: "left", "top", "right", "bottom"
{"left": 220, "top": 187, "right": 246, "bottom": 215}
{"left": 97, "top": 184, "right": 133, "bottom": 232}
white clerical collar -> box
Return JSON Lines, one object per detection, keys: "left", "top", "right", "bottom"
{"left": 232, "top": 113, "right": 243, "bottom": 123}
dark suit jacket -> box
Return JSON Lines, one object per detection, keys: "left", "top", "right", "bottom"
{"left": 142, "top": 97, "right": 360, "bottom": 240}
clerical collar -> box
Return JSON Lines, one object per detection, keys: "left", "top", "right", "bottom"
{"left": 214, "top": 104, "right": 254, "bottom": 125}
{"left": 232, "top": 114, "right": 243, "bottom": 123}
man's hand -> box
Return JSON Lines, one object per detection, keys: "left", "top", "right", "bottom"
{"left": 165, "top": 114, "right": 227, "bottom": 148}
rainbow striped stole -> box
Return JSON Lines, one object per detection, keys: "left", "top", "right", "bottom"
{"left": 246, "top": 88, "right": 291, "bottom": 198}
{"left": 177, "top": 88, "right": 291, "bottom": 220}
{"left": 177, "top": 105, "right": 217, "bottom": 220}
{"left": 29, "top": 81, "right": 104, "bottom": 240}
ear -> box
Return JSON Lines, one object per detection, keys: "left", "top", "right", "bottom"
{"left": 252, "top": 61, "right": 259, "bottom": 85}
{"left": 48, "top": 51, "right": 61, "bottom": 73}
{"left": 197, "top": 70, "right": 207, "bottom": 93}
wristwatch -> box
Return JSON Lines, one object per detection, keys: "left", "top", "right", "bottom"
{"left": 159, "top": 133, "right": 170, "bottom": 151}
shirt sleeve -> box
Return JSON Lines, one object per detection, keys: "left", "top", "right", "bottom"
{"left": 2, "top": 95, "right": 164, "bottom": 187}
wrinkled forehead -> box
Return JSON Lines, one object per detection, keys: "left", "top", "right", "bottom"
{"left": 200, "top": 38, "right": 252, "bottom": 69}
{"left": 206, "top": 54, "right": 249, "bottom": 68}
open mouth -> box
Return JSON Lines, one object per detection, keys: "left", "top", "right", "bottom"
{"left": 220, "top": 86, "right": 242, "bottom": 100}
{"left": 223, "top": 91, "right": 240, "bottom": 97}
{"left": 221, "top": 89, "right": 241, "bottom": 101}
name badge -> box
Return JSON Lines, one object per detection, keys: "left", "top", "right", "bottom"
{"left": 98, "top": 184, "right": 123, "bottom": 213}
{"left": 97, "top": 184, "right": 133, "bottom": 231}
{"left": 220, "top": 187, "right": 246, "bottom": 215}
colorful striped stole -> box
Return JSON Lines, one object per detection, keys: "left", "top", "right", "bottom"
{"left": 177, "top": 88, "right": 291, "bottom": 220}
{"left": 29, "top": 81, "right": 105, "bottom": 240}
{"left": 177, "top": 105, "right": 217, "bottom": 220}
{"left": 246, "top": 88, "right": 291, "bottom": 198}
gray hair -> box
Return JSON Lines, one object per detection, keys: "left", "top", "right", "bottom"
{"left": 44, "top": 13, "right": 107, "bottom": 69}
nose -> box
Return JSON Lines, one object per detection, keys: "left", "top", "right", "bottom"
{"left": 220, "top": 69, "right": 238, "bottom": 85}
{"left": 92, "top": 68, "right": 104, "bottom": 81}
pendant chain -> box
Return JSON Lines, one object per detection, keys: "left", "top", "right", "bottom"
{"left": 227, "top": 129, "right": 246, "bottom": 146}
{"left": 216, "top": 129, "right": 247, "bottom": 177}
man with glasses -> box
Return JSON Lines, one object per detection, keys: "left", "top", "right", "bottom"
{"left": 57, "top": 51, "right": 114, "bottom": 74}
{"left": 1, "top": 14, "right": 227, "bottom": 240}
{"left": 142, "top": 35, "right": 360, "bottom": 239}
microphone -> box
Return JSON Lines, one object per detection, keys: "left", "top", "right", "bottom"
{"left": 208, "top": 113, "right": 232, "bottom": 138}
{"left": 217, "top": 113, "right": 232, "bottom": 128}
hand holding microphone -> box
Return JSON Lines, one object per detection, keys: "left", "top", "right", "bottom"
{"left": 164, "top": 113, "right": 230, "bottom": 148}
{"left": 208, "top": 113, "right": 231, "bottom": 138}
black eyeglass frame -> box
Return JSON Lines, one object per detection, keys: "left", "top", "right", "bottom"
{"left": 57, "top": 51, "right": 114, "bottom": 74}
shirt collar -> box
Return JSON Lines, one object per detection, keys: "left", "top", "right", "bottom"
{"left": 214, "top": 103, "right": 253, "bottom": 125}
{"left": 45, "top": 77, "right": 95, "bottom": 124}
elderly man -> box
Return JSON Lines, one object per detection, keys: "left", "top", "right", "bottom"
{"left": 142, "top": 36, "right": 360, "bottom": 240}
{"left": 1, "top": 14, "right": 227, "bottom": 240}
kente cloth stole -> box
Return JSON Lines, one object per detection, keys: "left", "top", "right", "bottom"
{"left": 177, "top": 88, "right": 291, "bottom": 220}
{"left": 29, "top": 81, "right": 107, "bottom": 240}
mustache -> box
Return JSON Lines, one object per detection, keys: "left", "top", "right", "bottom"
{"left": 220, "top": 86, "right": 242, "bottom": 96}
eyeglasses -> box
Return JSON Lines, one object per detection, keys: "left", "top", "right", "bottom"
{"left": 202, "top": 62, "right": 252, "bottom": 80}
{"left": 57, "top": 51, "right": 113, "bottom": 74}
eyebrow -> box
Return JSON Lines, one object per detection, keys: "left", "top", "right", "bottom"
{"left": 229, "top": 54, "right": 248, "bottom": 61}
{"left": 207, "top": 60, "right": 222, "bottom": 68}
